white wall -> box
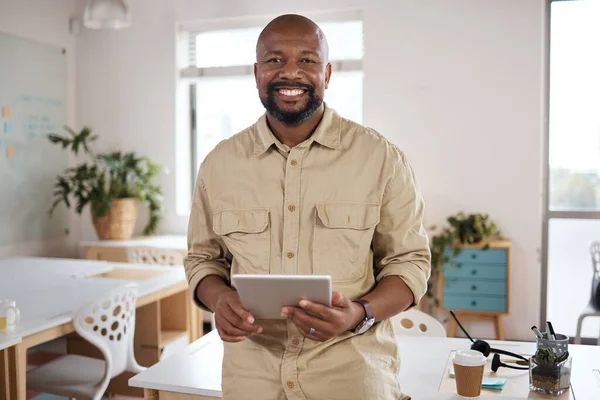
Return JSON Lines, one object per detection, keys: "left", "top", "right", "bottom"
{"left": 75, "top": 0, "right": 546, "bottom": 341}
{"left": 0, "top": 0, "right": 78, "bottom": 258}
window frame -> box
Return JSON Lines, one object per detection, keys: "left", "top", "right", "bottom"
{"left": 541, "top": 0, "right": 600, "bottom": 336}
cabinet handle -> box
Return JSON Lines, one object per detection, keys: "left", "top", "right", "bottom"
{"left": 471, "top": 300, "right": 477, "bottom": 307}
{"left": 471, "top": 254, "right": 477, "bottom": 259}
{"left": 471, "top": 285, "right": 477, "bottom": 291}
{"left": 471, "top": 269, "right": 477, "bottom": 275}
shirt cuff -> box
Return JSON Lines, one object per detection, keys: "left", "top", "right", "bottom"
{"left": 186, "top": 261, "right": 230, "bottom": 312}
{"left": 376, "top": 261, "right": 428, "bottom": 308}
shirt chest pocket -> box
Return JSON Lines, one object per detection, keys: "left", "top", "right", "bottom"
{"left": 313, "top": 202, "right": 380, "bottom": 283}
{"left": 213, "top": 208, "right": 271, "bottom": 274}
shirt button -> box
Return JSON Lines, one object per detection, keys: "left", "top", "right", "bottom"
{"left": 287, "top": 381, "right": 294, "bottom": 389}
{"left": 290, "top": 159, "right": 298, "bottom": 166}
{"left": 288, "top": 205, "right": 296, "bottom": 212}
{"left": 287, "top": 252, "right": 295, "bottom": 259}
{"left": 292, "top": 338, "right": 300, "bottom": 346}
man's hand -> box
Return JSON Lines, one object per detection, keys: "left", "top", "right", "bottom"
{"left": 280, "top": 291, "right": 365, "bottom": 342}
{"left": 214, "top": 290, "right": 263, "bottom": 342}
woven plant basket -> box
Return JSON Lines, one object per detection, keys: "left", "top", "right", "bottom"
{"left": 92, "top": 198, "right": 138, "bottom": 240}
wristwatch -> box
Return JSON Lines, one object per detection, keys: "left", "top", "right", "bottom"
{"left": 352, "top": 299, "right": 375, "bottom": 334}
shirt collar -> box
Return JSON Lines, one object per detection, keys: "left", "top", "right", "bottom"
{"left": 253, "top": 103, "right": 342, "bottom": 157}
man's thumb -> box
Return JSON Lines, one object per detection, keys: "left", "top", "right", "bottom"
{"left": 331, "top": 291, "right": 346, "bottom": 307}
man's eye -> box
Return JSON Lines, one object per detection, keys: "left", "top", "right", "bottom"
{"left": 267, "top": 58, "right": 282, "bottom": 63}
{"left": 302, "top": 59, "right": 316, "bottom": 63}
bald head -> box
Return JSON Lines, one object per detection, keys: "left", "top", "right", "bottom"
{"left": 256, "top": 14, "right": 329, "bottom": 62}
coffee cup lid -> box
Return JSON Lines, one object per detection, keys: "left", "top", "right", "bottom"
{"left": 453, "top": 349, "right": 486, "bottom": 366}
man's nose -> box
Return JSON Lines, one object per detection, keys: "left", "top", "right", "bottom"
{"left": 278, "top": 60, "right": 303, "bottom": 80}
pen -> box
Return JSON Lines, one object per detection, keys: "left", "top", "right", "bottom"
{"left": 547, "top": 321, "right": 557, "bottom": 341}
{"left": 531, "top": 325, "right": 543, "bottom": 339}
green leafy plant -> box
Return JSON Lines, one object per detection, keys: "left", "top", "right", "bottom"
{"left": 533, "top": 348, "right": 569, "bottom": 369}
{"left": 429, "top": 212, "right": 502, "bottom": 273}
{"left": 48, "top": 126, "right": 165, "bottom": 235}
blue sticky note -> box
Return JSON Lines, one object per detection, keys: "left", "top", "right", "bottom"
{"left": 3, "top": 121, "right": 13, "bottom": 134}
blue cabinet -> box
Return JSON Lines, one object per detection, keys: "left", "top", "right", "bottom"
{"left": 441, "top": 242, "right": 510, "bottom": 314}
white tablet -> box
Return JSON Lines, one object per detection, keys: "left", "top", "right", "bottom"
{"left": 231, "top": 274, "right": 332, "bottom": 320}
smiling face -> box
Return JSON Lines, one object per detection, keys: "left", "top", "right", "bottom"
{"left": 255, "top": 16, "right": 331, "bottom": 126}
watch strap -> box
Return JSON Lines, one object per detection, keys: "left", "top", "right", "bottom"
{"left": 353, "top": 299, "right": 374, "bottom": 320}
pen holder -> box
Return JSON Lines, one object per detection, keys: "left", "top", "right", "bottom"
{"left": 529, "top": 333, "right": 572, "bottom": 396}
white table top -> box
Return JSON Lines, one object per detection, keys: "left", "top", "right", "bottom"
{"left": 0, "top": 256, "right": 186, "bottom": 339}
{"left": 130, "top": 330, "right": 600, "bottom": 400}
{"left": 80, "top": 235, "right": 187, "bottom": 250}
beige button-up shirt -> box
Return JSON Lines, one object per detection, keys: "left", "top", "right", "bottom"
{"left": 184, "top": 105, "right": 431, "bottom": 400}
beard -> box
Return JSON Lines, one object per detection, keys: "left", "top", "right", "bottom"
{"left": 260, "top": 81, "right": 323, "bottom": 126}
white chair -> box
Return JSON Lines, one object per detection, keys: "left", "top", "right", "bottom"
{"left": 393, "top": 308, "right": 446, "bottom": 337}
{"left": 27, "top": 283, "right": 145, "bottom": 400}
{"left": 126, "top": 246, "right": 184, "bottom": 266}
{"left": 574, "top": 241, "right": 600, "bottom": 345}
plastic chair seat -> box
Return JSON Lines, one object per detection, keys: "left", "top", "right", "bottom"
{"left": 393, "top": 308, "right": 447, "bottom": 337}
{"left": 27, "top": 354, "right": 107, "bottom": 399}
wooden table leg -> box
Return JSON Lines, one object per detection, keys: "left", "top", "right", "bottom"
{"left": 7, "top": 343, "right": 26, "bottom": 400}
{"left": 494, "top": 315, "right": 504, "bottom": 340}
{"left": 145, "top": 388, "right": 159, "bottom": 399}
{"left": 447, "top": 317, "right": 457, "bottom": 337}
{"left": 0, "top": 348, "right": 10, "bottom": 400}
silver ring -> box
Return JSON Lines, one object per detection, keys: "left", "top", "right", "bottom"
{"left": 309, "top": 327, "right": 315, "bottom": 336}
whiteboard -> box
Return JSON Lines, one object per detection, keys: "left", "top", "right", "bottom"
{"left": 0, "top": 31, "right": 69, "bottom": 245}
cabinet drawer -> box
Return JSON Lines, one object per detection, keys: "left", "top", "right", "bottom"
{"left": 443, "top": 263, "right": 506, "bottom": 280}
{"left": 443, "top": 280, "right": 506, "bottom": 296}
{"left": 444, "top": 248, "right": 506, "bottom": 264}
{"left": 443, "top": 295, "right": 507, "bottom": 312}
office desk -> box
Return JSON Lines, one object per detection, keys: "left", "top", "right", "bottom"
{"left": 130, "top": 330, "right": 600, "bottom": 400}
{"left": 80, "top": 235, "right": 206, "bottom": 341}
{"left": 0, "top": 256, "right": 191, "bottom": 400}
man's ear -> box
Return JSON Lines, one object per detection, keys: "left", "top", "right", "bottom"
{"left": 325, "top": 63, "right": 332, "bottom": 89}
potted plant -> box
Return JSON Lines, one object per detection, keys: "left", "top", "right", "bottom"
{"left": 429, "top": 212, "right": 503, "bottom": 274}
{"left": 424, "top": 212, "right": 503, "bottom": 311}
{"left": 48, "top": 126, "right": 164, "bottom": 240}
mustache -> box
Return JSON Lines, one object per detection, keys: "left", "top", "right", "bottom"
{"left": 267, "top": 81, "right": 314, "bottom": 92}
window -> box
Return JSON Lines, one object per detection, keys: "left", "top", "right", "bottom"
{"left": 548, "top": 1, "right": 600, "bottom": 211}
{"left": 544, "top": 0, "right": 600, "bottom": 342}
{"left": 175, "top": 15, "right": 364, "bottom": 215}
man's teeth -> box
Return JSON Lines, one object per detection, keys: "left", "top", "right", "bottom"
{"left": 278, "top": 89, "right": 305, "bottom": 96}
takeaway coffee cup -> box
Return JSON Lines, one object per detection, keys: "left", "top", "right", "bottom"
{"left": 452, "top": 349, "right": 486, "bottom": 398}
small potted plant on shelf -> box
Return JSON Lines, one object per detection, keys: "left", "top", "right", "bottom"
{"left": 47, "top": 126, "right": 165, "bottom": 240}
{"left": 423, "top": 212, "right": 503, "bottom": 312}
{"left": 429, "top": 212, "right": 503, "bottom": 273}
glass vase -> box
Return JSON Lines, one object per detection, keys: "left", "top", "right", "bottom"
{"left": 529, "top": 333, "right": 572, "bottom": 396}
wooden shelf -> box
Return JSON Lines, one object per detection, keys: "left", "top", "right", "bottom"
{"left": 160, "top": 329, "right": 188, "bottom": 348}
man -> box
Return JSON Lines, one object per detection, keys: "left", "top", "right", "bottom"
{"left": 184, "top": 14, "right": 431, "bottom": 400}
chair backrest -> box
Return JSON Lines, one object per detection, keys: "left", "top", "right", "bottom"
{"left": 590, "top": 241, "right": 600, "bottom": 274}
{"left": 392, "top": 308, "right": 446, "bottom": 337}
{"left": 127, "top": 246, "right": 184, "bottom": 266}
{"left": 73, "top": 283, "right": 144, "bottom": 382}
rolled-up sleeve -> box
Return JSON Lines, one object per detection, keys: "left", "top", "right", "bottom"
{"left": 372, "top": 150, "right": 431, "bottom": 308}
{"left": 184, "top": 172, "right": 231, "bottom": 311}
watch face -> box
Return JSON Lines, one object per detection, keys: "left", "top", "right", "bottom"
{"left": 356, "top": 318, "right": 375, "bottom": 334}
